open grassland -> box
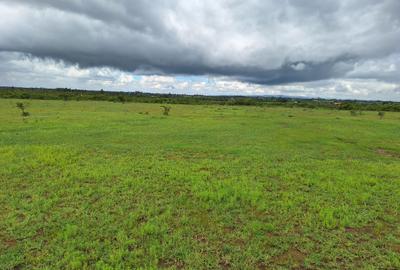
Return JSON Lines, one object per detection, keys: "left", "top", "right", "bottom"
{"left": 0, "top": 99, "right": 399, "bottom": 269}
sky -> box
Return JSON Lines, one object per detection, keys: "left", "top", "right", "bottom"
{"left": 0, "top": 0, "right": 399, "bottom": 100}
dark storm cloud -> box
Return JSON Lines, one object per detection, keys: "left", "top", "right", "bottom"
{"left": 0, "top": 0, "right": 399, "bottom": 85}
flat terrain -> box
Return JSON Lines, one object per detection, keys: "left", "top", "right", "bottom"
{"left": 0, "top": 99, "right": 399, "bottom": 269}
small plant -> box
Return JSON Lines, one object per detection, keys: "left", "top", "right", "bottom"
{"left": 378, "top": 111, "right": 385, "bottom": 119}
{"left": 16, "top": 102, "right": 30, "bottom": 120}
{"left": 161, "top": 106, "right": 171, "bottom": 116}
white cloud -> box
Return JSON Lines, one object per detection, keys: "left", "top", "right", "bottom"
{"left": 291, "top": 63, "right": 306, "bottom": 71}
{"left": 346, "top": 54, "right": 400, "bottom": 82}
{"left": 1, "top": 52, "right": 399, "bottom": 101}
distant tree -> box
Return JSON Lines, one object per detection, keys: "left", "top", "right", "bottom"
{"left": 20, "top": 93, "right": 31, "bottom": 99}
{"left": 16, "top": 102, "right": 30, "bottom": 120}
{"left": 161, "top": 105, "right": 171, "bottom": 116}
{"left": 2, "top": 87, "right": 400, "bottom": 112}
{"left": 117, "top": 95, "right": 126, "bottom": 103}
{"left": 61, "top": 94, "right": 69, "bottom": 101}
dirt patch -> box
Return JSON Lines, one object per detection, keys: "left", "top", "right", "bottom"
{"left": 194, "top": 234, "right": 208, "bottom": 244}
{"left": 345, "top": 221, "right": 399, "bottom": 241}
{"left": 274, "top": 247, "right": 306, "bottom": 267}
{"left": 265, "top": 232, "right": 278, "bottom": 238}
{"left": 32, "top": 228, "right": 45, "bottom": 240}
{"left": 16, "top": 213, "right": 26, "bottom": 222}
{"left": 344, "top": 226, "right": 377, "bottom": 243}
{"left": 392, "top": 244, "right": 400, "bottom": 254}
{"left": 197, "top": 167, "right": 211, "bottom": 172}
{"left": 158, "top": 258, "right": 185, "bottom": 269}
{"left": 5, "top": 239, "right": 17, "bottom": 247}
{"left": 218, "top": 257, "right": 231, "bottom": 270}
{"left": 3, "top": 238, "right": 17, "bottom": 248}
{"left": 376, "top": 148, "right": 400, "bottom": 158}
{"left": 335, "top": 137, "right": 357, "bottom": 144}
{"left": 257, "top": 261, "right": 268, "bottom": 270}
{"left": 223, "top": 225, "right": 236, "bottom": 234}
{"left": 137, "top": 215, "right": 148, "bottom": 224}
{"left": 345, "top": 226, "right": 374, "bottom": 235}
{"left": 231, "top": 238, "right": 246, "bottom": 247}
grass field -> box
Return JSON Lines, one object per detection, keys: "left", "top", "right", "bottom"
{"left": 0, "top": 99, "right": 399, "bottom": 269}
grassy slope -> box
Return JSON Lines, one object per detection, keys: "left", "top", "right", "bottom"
{"left": 0, "top": 99, "right": 399, "bottom": 269}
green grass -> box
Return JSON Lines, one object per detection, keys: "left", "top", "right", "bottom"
{"left": 0, "top": 99, "right": 399, "bottom": 269}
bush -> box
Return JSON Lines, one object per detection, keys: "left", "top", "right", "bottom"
{"left": 117, "top": 95, "right": 126, "bottom": 103}
{"left": 16, "top": 102, "right": 30, "bottom": 120}
{"left": 161, "top": 106, "right": 171, "bottom": 116}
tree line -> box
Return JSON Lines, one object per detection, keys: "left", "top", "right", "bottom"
{"left": 1, "top": 86, "right": 400, "bottom": 112}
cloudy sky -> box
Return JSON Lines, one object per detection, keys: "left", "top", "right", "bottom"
{"left": 0, "top": 0, "right": 399, "bottom": 100}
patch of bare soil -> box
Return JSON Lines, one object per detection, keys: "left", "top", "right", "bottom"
{"left": 376, "top": 148, "right": 400, "bottom": 158}
{"left": 345, "top": 226, "right": 374, "bottom": 234}
{"left": 157, "top": 258, "right": 185, "bottom": 269}
{"left": 391, "top": 244, "right": 400, "bottom": 254}
{"left": 2, "top": 238, "right": 17, "bottom": 248}
{"left": 273, "top": 247, "right": 306, "bottom": 268}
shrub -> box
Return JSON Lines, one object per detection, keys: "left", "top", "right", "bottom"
{"left": 161, "top": 106, "right": 171, "bottom": 116}
{"left": 378, "top": 111, "right": 385, "bottom": 119}
{"left": 61, "top": 94, "right": 69, "bottom": 101}
{"left": 117, "top": 95, "right": 126, "bottom": 103}
{"left": 16, "top": 102, "right": 30, "bottom": 120}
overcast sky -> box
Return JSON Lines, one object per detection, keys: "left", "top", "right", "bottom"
{"left": 0, "top": 0, "right": 399, "bottom": 100}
